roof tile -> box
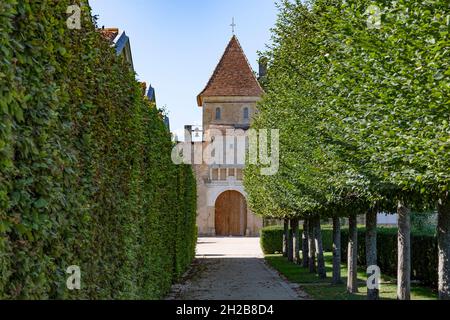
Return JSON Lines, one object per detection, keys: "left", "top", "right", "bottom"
{"left": 99, "top": 28, "right": 119, "bottom": 44}
{"left": 197, "top": 36, "right": 264, "bottom": 106}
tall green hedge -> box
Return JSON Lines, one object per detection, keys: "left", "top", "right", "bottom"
{"left": 0, "top": 0, "right": 197, "bottom": 299}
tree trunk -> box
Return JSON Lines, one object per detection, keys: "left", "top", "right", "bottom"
{"left": 437, "top": 192, "right": 450, "bottom": 300}
{"left": 366, "top": 208, "right": 379, "bottom": 300}
{"left": 283, "top": 219, "right": 289, "bottom": 257}
{"left": 332, "top": 216, "right": 342, "bottom": 284}
{"left": 314, "top": 216, "right": 326, "bottom": 279}
{"left": 308, "top": 218, "right": 316, "bottom": 273}
{"left": 287, "top": 220, "right": 294, "bottom": 262}
{"left": 291, "top": 218, "right": 300, "bottom": 264}
{"left": 302, "top": 220, "right": 309, "bottom": 268}
{"left": 347, "top": 214, "right": 358, "bottom": 293}
{"left": 397, "top": 200, "right": 411, "bottom": 300}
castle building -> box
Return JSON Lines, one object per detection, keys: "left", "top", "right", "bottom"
{"left": 191, "top": 35, "right": 264, "bottom": 237}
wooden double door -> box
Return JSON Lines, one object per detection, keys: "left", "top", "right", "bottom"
{"left": 215, "top": 191, "right": 247, "bottom": 236}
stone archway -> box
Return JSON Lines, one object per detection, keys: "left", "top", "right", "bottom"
{"left": 215, "top": 191, "right": 247, "bottom": 236}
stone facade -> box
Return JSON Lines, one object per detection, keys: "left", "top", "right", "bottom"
{"left": 192, "top": 36, "right": 264, "bottom": 237}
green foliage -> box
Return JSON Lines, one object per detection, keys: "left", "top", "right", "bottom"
{"left": 266, "top": 253, "right": 437, "bottom": 300}
{"left": 260, "top": 226, "right": 285, "bottom": 254}
{"left": 0, "top": 0, "right": 197, "bottom": 299}
{"left": 245, "top": 0, "right": 448, "bottom": 294}
{"left": 411, "top": 211, "right": 438, "bottom": 234}
{"left": 318, "top": 0, "right": 450, "bottom": 199}
{"left": 244, "top": 0, "right": 375, "bottom": 222}
{"left": 245, "top": 0, "right": 449, "bottom": 214}
{"left": 260, "top": 225, "right": 334, "bottom": 254}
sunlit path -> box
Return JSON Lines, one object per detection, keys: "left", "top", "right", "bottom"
{"left": 167, "top": 238, "right": 307, "bottom": 300}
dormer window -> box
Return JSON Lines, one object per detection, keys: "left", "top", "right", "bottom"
{"left": 215, "top": 107, "right": 221, "bottom": 120}
{"left": 243, "top": 107, "right": 249, "bottom": 121}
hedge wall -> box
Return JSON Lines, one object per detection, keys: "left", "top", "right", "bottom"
{"left": 0, "top": 0, "right": 197, "bottom": 299}
{"left": 260, "top": 225, "right": 437, "bottom": 287}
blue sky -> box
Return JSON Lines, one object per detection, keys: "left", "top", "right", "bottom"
{"left": 89, "top": 0, "right": 278, "bottom": 135}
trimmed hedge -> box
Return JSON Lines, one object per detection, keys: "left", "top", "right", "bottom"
{"left": 261, "top": 225, "right": 438, "bottom": 287}
{"left": 0, "top": 0, "right": 197, "bottom": 299}
{"left": 260, "top": 226, "right": 285, "bottom": 254}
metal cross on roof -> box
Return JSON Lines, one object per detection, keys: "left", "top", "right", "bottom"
{"left": 230, "top": 17, "right": 236, "bottom": 35}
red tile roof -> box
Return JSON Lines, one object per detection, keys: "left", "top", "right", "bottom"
{"left": 197, "top": 36, "right": 264, "bottom": 106}
{"left": 99, "top": 28, "right": 119, "bottom": 43}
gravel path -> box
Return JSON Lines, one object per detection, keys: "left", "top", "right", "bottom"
{"left": 167, "top": 237, "right": 308, "bottom": 300}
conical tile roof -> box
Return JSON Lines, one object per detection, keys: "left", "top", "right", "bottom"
{"left": 197, "top": 36, "right": 264, "bottom": 106}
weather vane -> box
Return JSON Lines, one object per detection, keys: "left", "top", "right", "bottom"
{"left": 230, "top": 17, "right": 236, "bottom": 35}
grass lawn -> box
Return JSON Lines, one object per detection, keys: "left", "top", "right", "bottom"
{"left": 266, "top": 252, "right": 437, "bottom": 300}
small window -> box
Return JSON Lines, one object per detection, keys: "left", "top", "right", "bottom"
{"left": 243, "top": 107, "right": 249, "bottom": 120}
{"left": 215, "top": 107, "right": 221, "bottom": 120}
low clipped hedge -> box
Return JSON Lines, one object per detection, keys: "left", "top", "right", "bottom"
{"left": 260, "top": 225, "right": 333, "bottom": 254}
{"left": 0, "top": 0, "right": 196, "bottom": 299}
{"left": 261, "top": 225, "right": 438, "bottom": 287}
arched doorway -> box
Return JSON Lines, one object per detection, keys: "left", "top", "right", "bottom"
{"left": 215, "top": 191, "right": 247, "bottom": 236}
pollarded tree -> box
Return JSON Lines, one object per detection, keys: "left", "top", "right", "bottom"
{"left": 307, "top": 0, "right": 386, "bottom": 297}
{"left": 315, "top": 0, "right": 449, "bottom": 299}
{"left": 244, "top": 0, "right": 366, "bottom": 282}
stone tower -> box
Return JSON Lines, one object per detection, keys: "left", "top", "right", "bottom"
{"left": 193, "top": 35, "right": 264, "bottom": 237}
